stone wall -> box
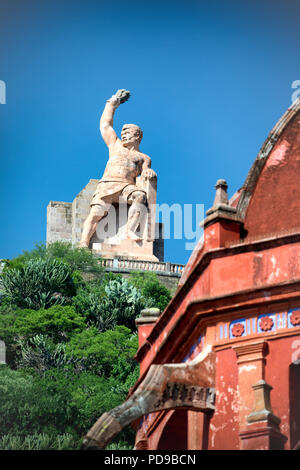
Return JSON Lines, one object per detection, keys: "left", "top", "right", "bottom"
{"left": 46, "top": 201, "right": 72, "bottom": 243}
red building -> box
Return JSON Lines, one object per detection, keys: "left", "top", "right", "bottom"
{"left": 84, "top": 99, "right": 300, "bottom": 451}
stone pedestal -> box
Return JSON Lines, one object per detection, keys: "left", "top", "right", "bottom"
{"left": 239, "top": 379, "right": 287, "bottom": 450}
{"left": 202, "top": 179, "right": 243, "bottom": 251}
{"left": 240, "top": 421, "right": 287, "bottom": 450}
{"left": 135, "top": 308, "right": 161, "bottom": 349}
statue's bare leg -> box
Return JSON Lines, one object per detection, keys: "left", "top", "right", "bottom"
{"left": 127, "top": 191, "right": 147, "bottom": 242}
{"left": 79, "top": 204, "right": 107, "bottom": 248}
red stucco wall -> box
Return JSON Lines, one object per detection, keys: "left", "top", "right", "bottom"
{"left": 208, "top": 348, "right": 240, "bottom": 450}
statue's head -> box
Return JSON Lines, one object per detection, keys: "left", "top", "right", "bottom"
{"left": 121, "top": 124, "right": 143, "bottom": 147}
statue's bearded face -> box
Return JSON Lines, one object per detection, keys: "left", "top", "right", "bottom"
{"left": 121, "top": 125, "right": 142, "bottom": 147}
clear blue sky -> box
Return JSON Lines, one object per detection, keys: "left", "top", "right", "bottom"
{"left": 1, "top": 0, "right": 300, "bottom": 264}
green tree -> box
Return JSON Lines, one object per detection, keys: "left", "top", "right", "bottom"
{"left": 12, "top": 305, "right": 85, "bottom": 342}
{"left": 0, "top": 366, "right": 75, "bottom": 438}
{"left": 128, "top": 271, "right": 172, "bottom": 312}
{"left": 0, "top": 303, "right": 19, "bottom": 366}
{"left": 0, "top": 365, "right": 137, "bottom": 448}
{"left": 65, "top": 325, "right": 138, "bottom": 377}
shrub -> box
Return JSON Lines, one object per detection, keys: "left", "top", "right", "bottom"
{"left": 0, "top": 305, "right": 85, "bottom": 367}
{"left": 106, "top": 441, "right": 133, "bottom": 450}
{"left": 102, "top": 278, "right": 145, "bottom": 331}
{"left": 72, "top": 282, "right": 112, "bottom": 331}
{"left": 0, "top": 303, "right": 19, "bottom": 366}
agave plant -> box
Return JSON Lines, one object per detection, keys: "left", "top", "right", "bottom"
{"left": 0, "top": 433, "right": 78, "bottom": 450}
{"left": 102, "top": 278, "right": 145, "bottom": 331}
{"left": 1, "top": 258, "right": 74, "bottom": 309}
{"left": 17, "top": 334, "right": 81, "bottom": 373}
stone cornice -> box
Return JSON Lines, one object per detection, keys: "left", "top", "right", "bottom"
{"left": 133, "top": 279, "right": 300, "bottom": 394}
{"left": 203, "top": 209, "right": 243, "bottom": 228}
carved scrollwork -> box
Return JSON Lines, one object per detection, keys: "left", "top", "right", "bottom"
{"left": 154, "top": 382, "right": 215, "bottom": 411}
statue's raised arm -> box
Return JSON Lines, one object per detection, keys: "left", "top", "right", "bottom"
{"left": 99, "top": 89, "right": 131, "bottom": 147}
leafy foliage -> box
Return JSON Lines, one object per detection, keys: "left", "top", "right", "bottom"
{"left": 0, "top": 365, "right": 136, "bottom": 447}
{"left": 3, "top": 241, "right": 104, "bottom": 277}
{"left": 101, "top": 278, "right": 145, "bottom": 332}
{"left": 0, "top": 242, "right": 173, "bottom": 450}
{"left": 106, "top": 441, "right": 133, "bottom": 450}
{"left": 12, "top": 305, "right": 85, "bottom": 342}
{"left": 0, "top": 303, "right": 19, "bottom": 366}
{"left": 0, "top": 366, "right": 74, "bottom": 437}
{"left": 0, "top": 305, "right": 85, "bottom": 369}
{"left": 2, "top": 258, "right": 75, "bottom": 309}
{"left": 128, "top": 271, "right": 172, "bottom": 312}
{"left": 65, "top": 325, "right": 139, "bottom": 378}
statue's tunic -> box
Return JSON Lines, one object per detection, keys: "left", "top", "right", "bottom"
{"left": 90, "top": 152, "right": 147, "bottom": 206}
{"left": 91, "top": 179, "right": 146, "bottom": 206}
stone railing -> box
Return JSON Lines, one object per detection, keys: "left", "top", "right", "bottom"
{"left": 0, "top": 258, "right": 184, "bottom": 277}
{"left": 99, "top": 258, "right": 185, "bottom": 276}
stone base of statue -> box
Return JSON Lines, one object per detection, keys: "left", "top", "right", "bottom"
{"left": 91, "top": 239, "right": 158, "bottom": 262}
{"left": 47, "top": 178, "right": 164, "bottom": 262}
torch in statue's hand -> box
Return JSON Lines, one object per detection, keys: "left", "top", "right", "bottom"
{"left": 108, "top": 89, "right": 131, "bottom": 107}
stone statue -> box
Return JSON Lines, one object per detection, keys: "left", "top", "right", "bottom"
{"left": 79, "top": 89, "right": 157, "bottom": 248}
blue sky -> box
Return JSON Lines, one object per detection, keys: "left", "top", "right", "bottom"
{"left": 1, "top": 0, "right": 300, "bottom": 264}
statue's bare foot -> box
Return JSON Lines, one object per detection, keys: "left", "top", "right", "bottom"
{"left": 127, "top": 230, "right": 143, "bottom": 242}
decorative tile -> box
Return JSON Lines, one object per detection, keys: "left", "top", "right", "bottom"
{"left": 257, "top": 313, "right": 276, "bottom": 333}
{"left": 229, "top": 319, "right": 246, "bottom": 338}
